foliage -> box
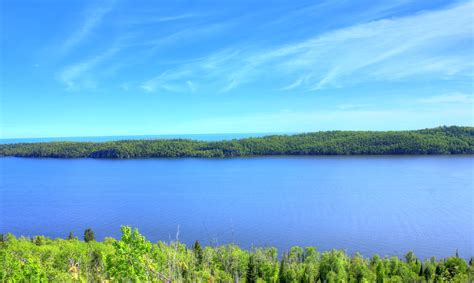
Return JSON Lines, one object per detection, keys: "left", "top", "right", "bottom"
{"left": 1, "top": 126, "right": 473, "bottom": 158}
{"left": 1, "top": 227, "right": 472, "bottom": 282}
{"left": 84, "top": 228, "right": 95, "bottom": 243}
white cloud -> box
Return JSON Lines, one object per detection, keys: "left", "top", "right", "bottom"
{"left": 119, "top": 82, "right": 130, "bottom": 91}
{"left": 274, "top": 0, "right": 474, "bottom": 90}
{"left": 61, "top": 1, "right": 115, "bottom": 53}
{"left": 58, "top": 48, "right": 118, "bottom": 91}
{"left": 418, "top": 93, "right": 474, "bottom": 104}
{"left": 140, "top": 1, "right": 473, "bottom": 93}
{"left": 186, "top": 81, "right": 197, "bottom": 93}
{"left": 140, "top": 69, "right": 192, "bottom": 93}
{"left": 336, "top": 104, "right": 371, "bottom": 110}
{"left": 123, "top": 14, "right": 196, "bottom": 26}
{"left": 280, "top": 76, "right": 307, "bottom": 91}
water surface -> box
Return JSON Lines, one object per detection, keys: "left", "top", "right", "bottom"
{"left": 0, "top": 156, "right": 472, "bottom": 259}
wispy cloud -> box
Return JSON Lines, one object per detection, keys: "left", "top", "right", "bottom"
{"left": 336, "top": 104, "right": 372, "bottom": 110}
{"left": 58, "top": 47, "right": 119, "bottom": 91}
{"left": 140, "top": 69, "right": 192, "bottom": 93}
{"left": 60, "top": 1, "right": 115, "bottom": 53}
{"left": 143, "top": 22, "right": 232, "bottom": 52}
{"left": 274, "top": 0, "right": 474, "bottom": 90}
{"left": 186, "top": 81, "right": 197, "bottom": 93}
{"left": 139, "top": 1, "right": 473, "bottom": 93}
{"left": 122, "top": 14, "right": 197, "bottom": 26}
{"left": 418, "top": 93, "right": 474, "bottom": 104}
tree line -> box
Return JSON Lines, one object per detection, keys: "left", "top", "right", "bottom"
{"left": 1, "top": 226, "right": 472, "bottom": 282}
{"left": 0, "top": 126, "right": 473, "bottom": 158}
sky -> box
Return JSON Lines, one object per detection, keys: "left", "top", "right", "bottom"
{"left": 0, "top": 0, "right": 473, "bottom": 138}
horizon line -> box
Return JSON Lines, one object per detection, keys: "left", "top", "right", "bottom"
{"left": 0, "top": 125, "right": 471, "bottom": 141}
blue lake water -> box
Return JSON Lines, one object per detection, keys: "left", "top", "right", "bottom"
{"left": 0, "top": 156, "right": 472, "bottom": 259}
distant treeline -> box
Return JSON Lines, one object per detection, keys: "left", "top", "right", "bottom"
{"left": 1, "top": 226, "right": 472, "bottom": 282}
{"left": 0, "top": 126, "right": 473, "bottom": 158}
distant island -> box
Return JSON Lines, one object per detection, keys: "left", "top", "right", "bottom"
{"left": 1, "top": 126, "right": 473, "bottom": 158}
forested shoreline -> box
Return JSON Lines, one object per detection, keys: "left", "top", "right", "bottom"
{"left": 0, "top": 126, "right": 473, "bottom": 158}
{"left": 1, "top": 226, "right": 472, "bottom": 282}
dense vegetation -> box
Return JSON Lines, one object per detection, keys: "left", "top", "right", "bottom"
{"left": 0, "top": 126, "right": 473, "bottom": 158}
{"left": 1, "top": 227, "right": 472, "bottom": 282}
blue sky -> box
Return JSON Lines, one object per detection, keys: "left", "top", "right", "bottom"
{"left": 1, "top": 0, "right": 473, "bottom": 138}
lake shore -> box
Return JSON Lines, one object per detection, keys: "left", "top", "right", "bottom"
{"left": 1, "top": 126, "right": 473, "bottom": 158}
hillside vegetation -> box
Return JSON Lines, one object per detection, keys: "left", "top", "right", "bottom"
{"left": 0, "top": 126, "right": 473, "bottom": 158}
{"left": 1, "top": 227, "right": 472, "bottom": 282}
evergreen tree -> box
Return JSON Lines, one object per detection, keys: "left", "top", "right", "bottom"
{"left": 84, "top": 228, "right": 95, "bottom": 243}
{"left": 192, "top": 240, "right": 203, "bottom": 266}
{"left": 376, "top": 262, "right": 385, "bottom": 283}
{"left": 68, "top": 232, "right": 74, "bottom": 240}
{"left": 418, "top": 263, "right": 424, "bottom": 276}
{"left": 424, "top": 263, "right": 434, "bottom": 281}
{"left": 405, "top": 251, "right": 416, "bottom": 263}
{"left": 34, "top": 236, "right": 45, "bottom": 246}
{"left": 246, "top": 254, "right": 258, "bottom": 283}
{"left": 279, "top": 253, "right": 287, "bottom": 282}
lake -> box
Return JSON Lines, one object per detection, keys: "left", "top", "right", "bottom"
{"left": 0, "top": 156, "right": 472, "bottom": 259}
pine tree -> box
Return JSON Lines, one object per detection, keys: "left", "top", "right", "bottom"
{"left": 418, "top": 262, "right": 424, "bottom": 276}
{"left": 279, "top": 253, "right": 288, "bottom": 283}
{"left": 405, "top": 251, "right": 416, "bottom": 263}
{"left": 246, "top": 254, "right": 257, "bottom": 283}
{"left": 192, "top": 240, "right": 203, "bottom": 266}
{"left": 376, "top": 262, "right": 385, "bottom": 283}
{"left": 34, "top": 236, "right": 45, "bottom": 246}
{"left": 84, "top": 228, "right": 95, "bottom": 243}
{"left": 68, "top": 231, "right": 74, "bottom": 240}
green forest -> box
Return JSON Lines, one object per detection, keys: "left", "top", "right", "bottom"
{"left": 1, "top": 226, "right": 471, "bottom": 282}
{"left": 0, "top": 126, "right": 473, "bottom": 158}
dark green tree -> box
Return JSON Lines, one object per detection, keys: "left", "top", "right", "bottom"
{"left": 84, "top": 228, "right": 95, "bottom": 243}
{"left": 192, "top": 240, "right": 203, "bottom": 266}
{"left": 424, "top": 262, "right": 435, "bottom": 281}
{"left": 405, "top": 251, "right": 416, "bottom": 263}
{"left": 246, "top": 254, "right": 257, "bottom": 283}
{"left": 376, "top": 262, "right": 385, "bottom": 283}
{"left": 279, "top": 253, "right": 288, "bottom": 283}
{"left": 418, "top": 262, "right": 424, "bottom": 276}
{"left": 68, "top": 232, "right": 75, "bottom": 240}
{"left": 34, "top": 236, "right": 45, "bottom": 246}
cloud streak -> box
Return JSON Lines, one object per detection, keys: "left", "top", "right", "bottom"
{"left": 419, "top": 93, "right": 474, "bottom": 104}
{"left": 58, "top": 47, "right": 119, "bottom": 91}
{"left": 60, "top": 1, "right": 115, "bottom": 53}
{"left": 139, "top": 1, "right": 473, "bottom": 93}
